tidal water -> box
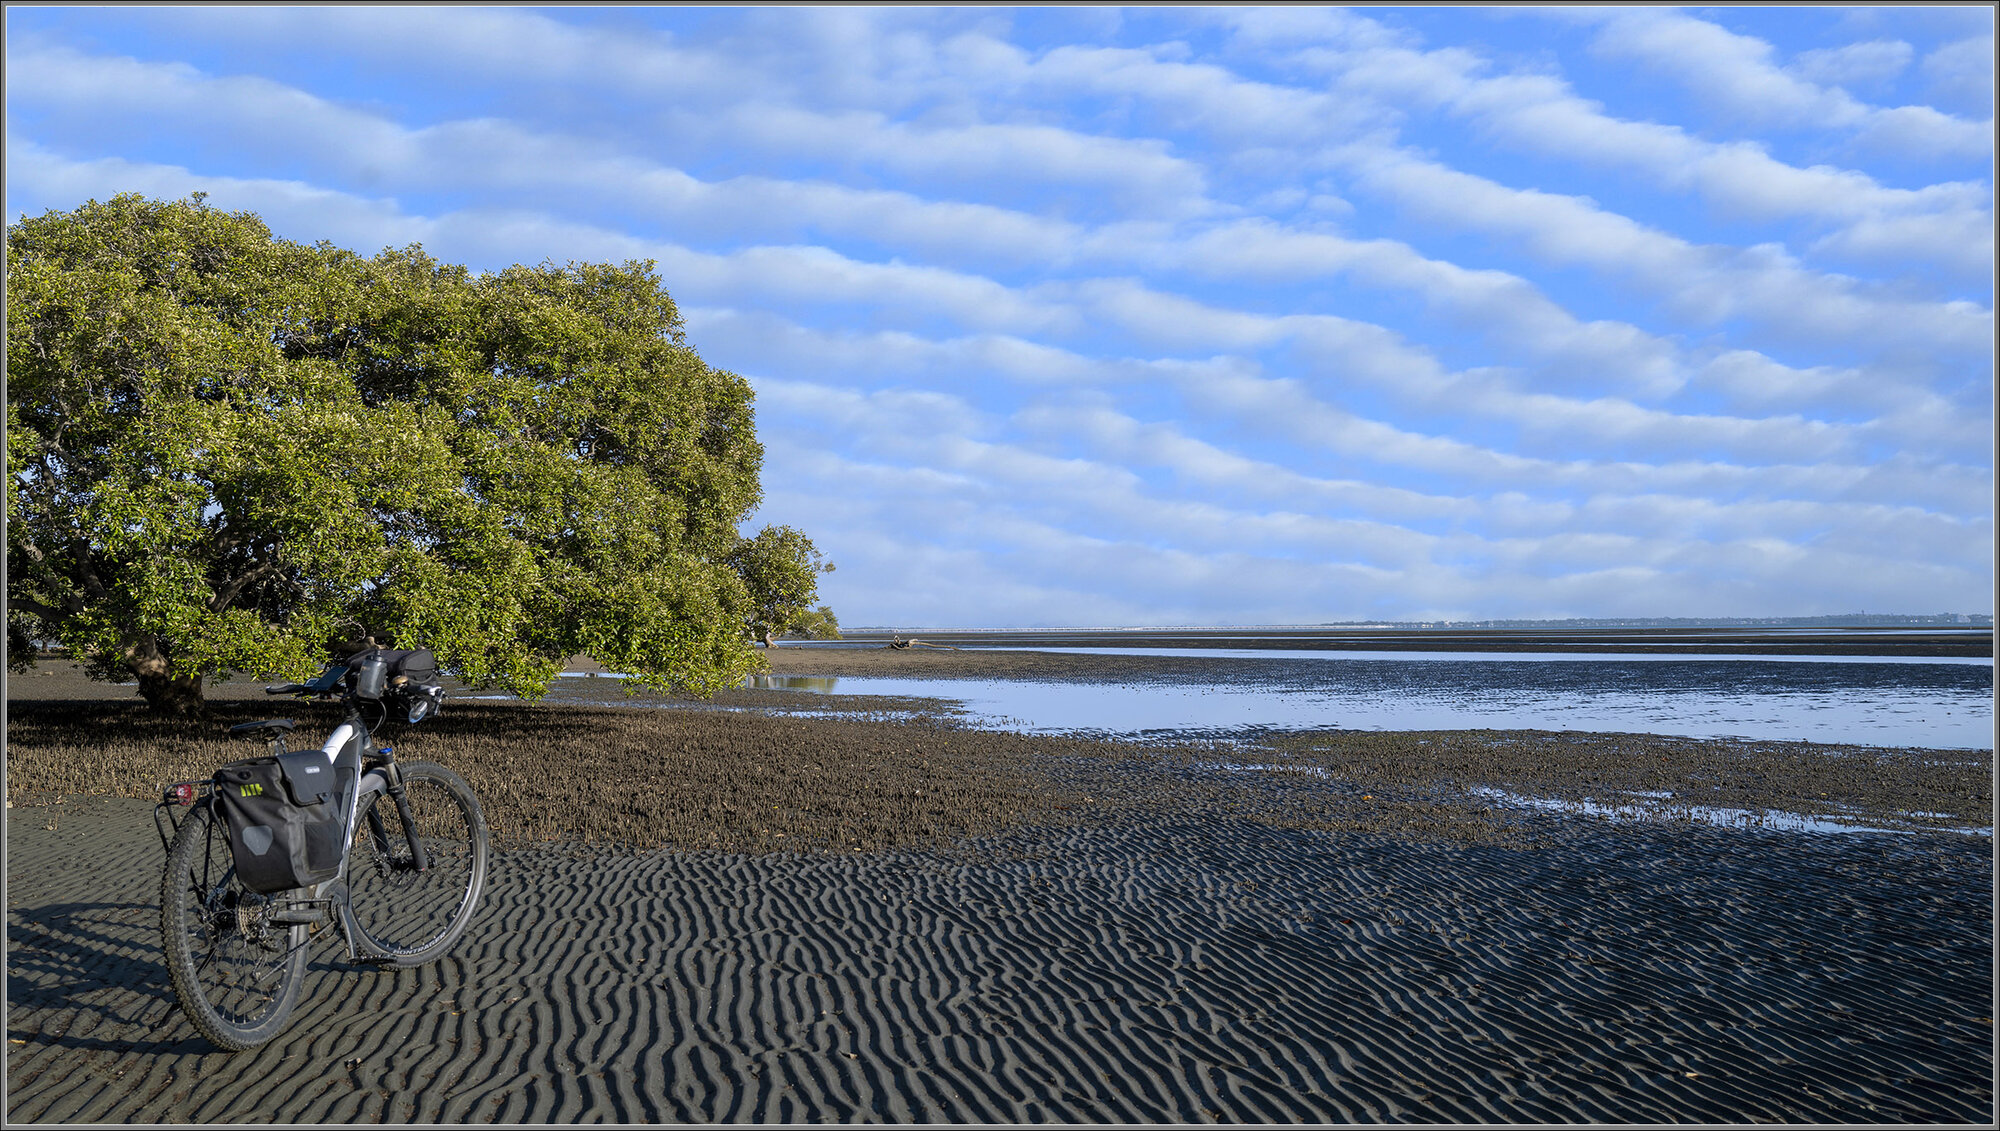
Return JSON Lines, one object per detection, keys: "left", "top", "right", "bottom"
{"left": 741, "top": 648, "right": 1994, "bottom": 750}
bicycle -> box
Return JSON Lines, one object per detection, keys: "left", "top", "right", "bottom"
{"left": 153, "top": 647, "right": 488, "bottom": 1051}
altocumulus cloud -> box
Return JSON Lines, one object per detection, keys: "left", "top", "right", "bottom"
{"left": 6, "top": 5, "right": 1990, "bottom": 624}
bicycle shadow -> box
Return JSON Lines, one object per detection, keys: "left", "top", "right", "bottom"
{"left": 5, "top": 897, "right": 203, "bottom": 1048}
{"left": 8, "top": 893, "right": 414, "bottom": 1046}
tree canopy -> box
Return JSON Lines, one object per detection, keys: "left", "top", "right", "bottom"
{"left": 7, "top": 193, "right": 830, "bottom": 712}
{"left": 727, "top": 525, "right": 840, "bottom": 646}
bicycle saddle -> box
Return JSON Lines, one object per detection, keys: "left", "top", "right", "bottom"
{"left": 227, "top": 718, "right": 298, "bottom": 740}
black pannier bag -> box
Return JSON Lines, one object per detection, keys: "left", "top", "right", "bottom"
{"left": 213, "top": 752, "right": 348, "bottom": 893}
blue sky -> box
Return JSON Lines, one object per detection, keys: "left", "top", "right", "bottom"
{"left": 7, "top": 5, "right": 1993, "bottom": 626}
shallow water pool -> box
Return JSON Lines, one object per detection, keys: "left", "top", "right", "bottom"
{"left": 741, "top": 655, "right": 1993, "bottom": 750}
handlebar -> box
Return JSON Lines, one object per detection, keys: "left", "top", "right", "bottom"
{"left": 264, "top": 664, "right": 349, "bottom": 698}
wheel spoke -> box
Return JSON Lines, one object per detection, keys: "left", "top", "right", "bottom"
{"left": 161, "top": 804, "right": 306, "bottom": 1050}
{"left": 254, "top": 939, "right": 307, "bottom": 988}
{"left": 343, "top": 764, "right": 486, "bottom": 965}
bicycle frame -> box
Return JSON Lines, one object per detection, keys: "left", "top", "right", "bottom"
{"left": 156, "top": 693, "right": 433, "bottom": 962}
{"left": 157, "top": 649, "right": 483, "bottom": 1052}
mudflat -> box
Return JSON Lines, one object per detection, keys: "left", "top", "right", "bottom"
{"left": 5, "top": 660, "right": 1993, "bottom": 1123}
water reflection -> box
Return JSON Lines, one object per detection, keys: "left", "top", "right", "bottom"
{"left": 1464, "top": 786, "right": 1992, "bottom": 837}
{"left": 720, "top": 667, "right": 1992, "bottom": 750}
{"left": 978, "top": 646, "right": 1994, "bottom": 666}
{"left": 743, "top": 674, "right": 840, "bottom": 694}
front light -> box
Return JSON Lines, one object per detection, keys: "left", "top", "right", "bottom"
{"left": 402, "top": 684, "right": 444, "bottom": 724}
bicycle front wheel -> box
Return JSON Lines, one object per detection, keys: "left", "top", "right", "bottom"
{"left": 159, "top": 801, "right": 309, "bottom": 1051}
{"left": 342, "top": 761, "right": 488, "bottom": 967}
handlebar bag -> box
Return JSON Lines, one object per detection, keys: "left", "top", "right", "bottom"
{"left": 213, "top": 752, "right": 347, "bottom": 893}
{"left": 345, "top": 648, "right": 439, "bottom": 701}
{"left": 345, "top": 648, "right": 437, "bottom": 682}
{"left": 387, "top": 648, "right": 438, "bottom": 683}
{"left": 351, "top": 647, "right": 445, "bottom": 723}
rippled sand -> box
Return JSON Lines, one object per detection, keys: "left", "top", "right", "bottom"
{"left": 6, "top": 658, "right": 1993, "bottom": 1122}
{"left": 7, "top": 794, "right": 1990, "bottom": 1122}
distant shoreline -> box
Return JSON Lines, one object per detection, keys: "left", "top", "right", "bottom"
{"left": 836, "top": 616, "right": 1994, "bottom": 631}
{"left": 784, "top": 624, "right": 1994, "bottom": 658}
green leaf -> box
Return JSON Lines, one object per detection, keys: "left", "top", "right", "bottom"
{"left": 6, "top": 194, "right": 830, "bottom": 710}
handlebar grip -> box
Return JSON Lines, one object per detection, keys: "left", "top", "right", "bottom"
{"left": 265, "top": 683, "right": 307, "bottom": 695}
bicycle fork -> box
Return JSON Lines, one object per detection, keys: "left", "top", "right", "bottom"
{"left": 371, "top": 756, "right": 432, "bottom": 875}
{"left": 322, "top": 750, "right": 431, "bottom": 964}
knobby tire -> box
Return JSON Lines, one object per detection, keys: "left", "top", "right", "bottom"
{"left": 159, "top": 802, "right": 308, "bottom": 1051}
{"left": 341, "top": 761, "right": 488, "bottom": 967}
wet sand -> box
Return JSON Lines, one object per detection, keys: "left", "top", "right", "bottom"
{"left": 5, "top": 657, "right": 1994, "bottom": 1122}
{"left": 7, "top": 794, "right": 1991, "bottom": 1123}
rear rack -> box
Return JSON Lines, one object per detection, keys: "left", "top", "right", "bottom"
{"left": 154, "top": 779, "right": 214, "bottom": 855}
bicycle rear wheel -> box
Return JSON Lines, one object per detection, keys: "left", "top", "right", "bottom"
{"left": 159, "top": 801, "right": 309, "bottom": 1051}
{"left": 342, "top": 761, "right": 488, "bottom": 967}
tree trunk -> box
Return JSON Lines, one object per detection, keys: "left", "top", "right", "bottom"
{"left": 136, "top": 670, "right": 207, "bottom": 716}
{"left": 128, "top": 638, "right": 207, "bottom": 716}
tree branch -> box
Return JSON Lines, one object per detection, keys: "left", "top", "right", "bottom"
{"left": 209, "top": 559, "right": 286, "bottom": 613}
{"left": 209, "top": 525, "right": 245, "bottom": 556}
{"left": 7, "top": 596, "right": 66, "bottom": 621}
{"left": 8, "top": 532, "right": 87, "bottom": 616}
{"left": 75, "top": 555, "right": 111, "bottom": 603}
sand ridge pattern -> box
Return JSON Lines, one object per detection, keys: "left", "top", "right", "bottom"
{"left": 7, "top": 794, "right": 1991, "bottom": 1123}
